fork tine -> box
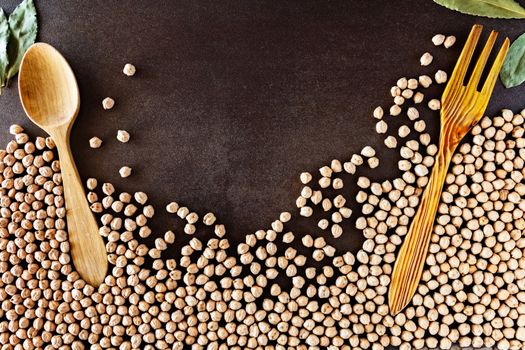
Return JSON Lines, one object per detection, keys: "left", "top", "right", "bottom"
{"left": 481, "top": 38, "right": 510, "bottom": 97}
{"left": 446, "top": 24, "right": 483, "bottom": 89}
{"left": 467, "top": 31, "right": 498, "bottom": 89}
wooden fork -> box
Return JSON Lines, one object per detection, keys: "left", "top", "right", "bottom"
{"left": 388, "top": 25, "right": 509, "bottom": 315}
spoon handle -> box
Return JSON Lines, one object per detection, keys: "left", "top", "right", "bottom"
{"left": 53, "top": 128, "right": 108, "bottom": 287}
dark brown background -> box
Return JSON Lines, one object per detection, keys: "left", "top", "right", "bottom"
{"left": 1, "top": 0, "right": 525, "bottom": 253}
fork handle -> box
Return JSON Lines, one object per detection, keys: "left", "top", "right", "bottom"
{"left": 389, "top": 144, "right": 452, "bottom": 315}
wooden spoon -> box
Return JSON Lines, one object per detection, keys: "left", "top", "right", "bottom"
{"left": 18, "top": 43, "right": 107, "bottom": 286}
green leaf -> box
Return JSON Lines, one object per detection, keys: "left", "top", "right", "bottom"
{"left": 0, "top": 9, "right": 10, "bottom": 94}
{"left": 434, "top": 0, "right": 525, "bottom": 18}
{"left": 500, "top": 32, "right": 525, "bottom": 88}
{"left": 6, "top": 0, "right": 37, "bottom": 84}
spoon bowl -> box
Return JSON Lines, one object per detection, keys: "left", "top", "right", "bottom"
{"left": 19, "top": 43, "right": 108, "bottom": 287}
{"left": 19, "top": 43, "right": 79, "bottom": 130}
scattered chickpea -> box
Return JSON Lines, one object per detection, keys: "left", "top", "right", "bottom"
{"left": 413, "top": 92, "right": 424, "bottom": 104}
{"left": 444, "top": 35, "right": 456, "bottom": 48}
{"left": 343, "top": 161, "right": 356, "bottom": 174}
{"left": 398, "top": 125, "right": 411, "bottom": 138}
{"left": 384, "top": 136, "right": 397, "bottom": 149}
{"left": 414, "top": 120, "right": 426, "bottom": 133}
{"left": 203, "top": 212, "right": 216, "bottom": 226}
{"left": 428, "top": 99, "right": 441, "bottom": 110}
{"left": 361, "top": 146, "right": 375, "bottom": 158}
{"left": 351, "top": 154, "right": 363, "bottom": 166}
{"left": 117, "top": 130, "right": 130, "bottom": 143}
{"left": 86, "top": 178, "right": 98, "bottom": 190}
{"left": 319, "top": 165, "right": 332, "bottom": 177}
{"left": 333, "top": 178, "right": 344, "bottom": 189}
{"left": 9, "top": 124, "right": 24, "bottom": 135}
{"left": 368, "top": 157, "right": 379, "bottom": 168}
{"left": 123, "top": 63, "right": 136, "bottom": 76}
{"left": 134, "top": 191, "right": 148, "bottom": 204}
{"left": 420, "top": 52, "right": 433, "bottom": 66}
{"left": 300, "top": 172, "right": 312, "bottom": 184}
{"left": 390, "top": 104, "right": 401, "bottom": 116}
{"left": 279, "top": 211, "right": 291, "bottom": 222}
{"left": 419, "top": 75, "right": 432, "bottom": 88}
{"left": 102, "top": 97, "right": 115, "bottom": 110}
{"left": 318, "top": 219, "right": 329, "bottom": 230}
{"left": 89, "top": 137, "right": 103, "bottom": 149}
{"left": 119, "top": 166, "right": 132, "bottom": 178}
{"left": 166, "top": 201, "right": 179, "bottom": 213}
{"left": 376, "top": 120, "right": 388, "bottom": 134}
{"left": 435, "top": 70, "right": 447, "bottom": 84}
{"left": 373, "top": 106, "right": 383, "bottom": 119}
{"left": 397, "top": 77, "right": 408, "bottom": 89}
{"left": 300, "top": 206, "right": 313, "bottom": 217}
{"left": 432, "top": 34, "right": 445, "bottom": 46}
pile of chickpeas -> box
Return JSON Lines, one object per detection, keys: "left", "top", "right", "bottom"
{"left": 1, "top": 34, "right": 525, "bottom": 350}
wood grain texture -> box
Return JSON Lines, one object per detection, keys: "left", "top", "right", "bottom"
{"left": 18, "top": 43, "right": 107, "bottom": 286}
{"left": 389, "top": 25, "right": 510, "bottom": 315}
